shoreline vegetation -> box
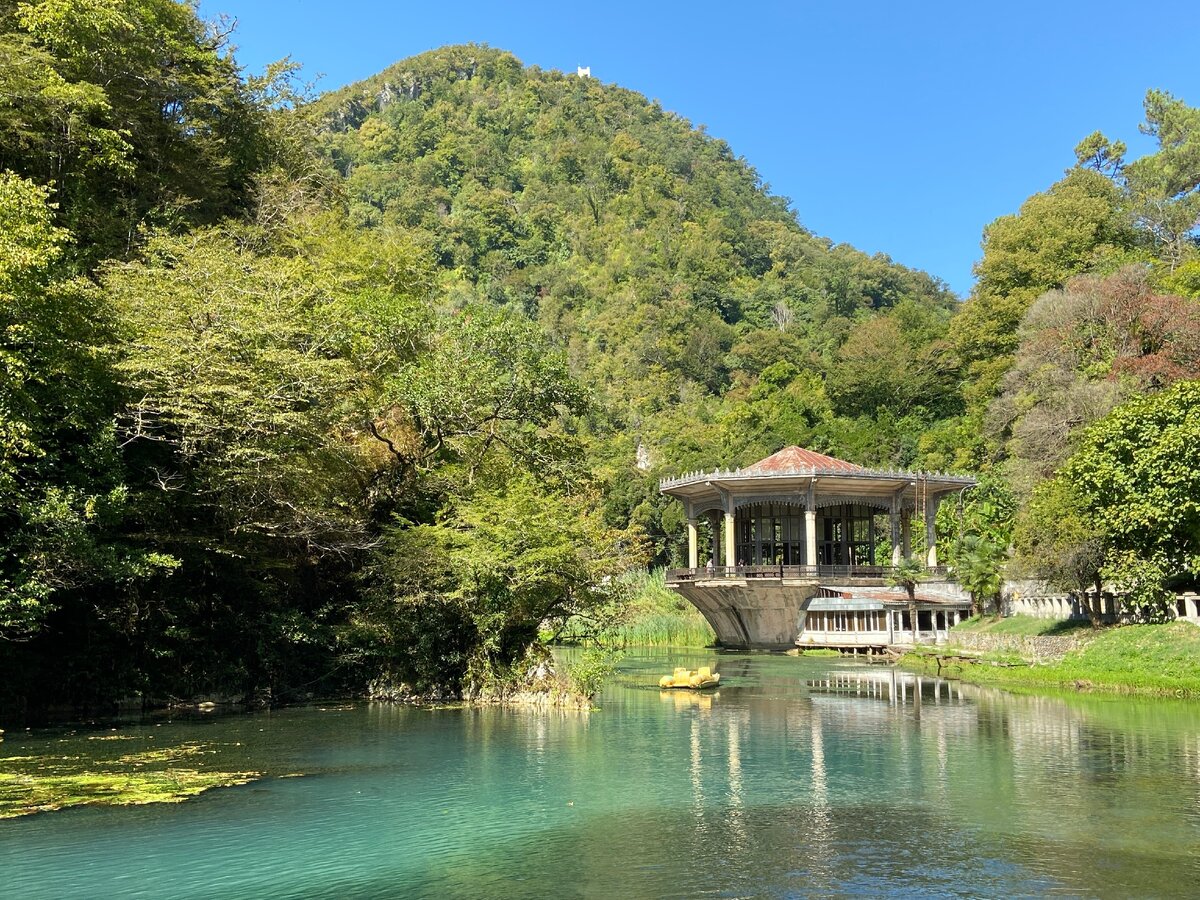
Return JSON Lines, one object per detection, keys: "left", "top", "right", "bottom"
{"left": 603, "top": 570, "right": 716, "bottom": 649}
{"left": 6, "top": 616, "right": 1198, "bottom": 820}
{"left": 900, "top": 618, "right": 1200, "bottom": 697}
{"left": 550, "top": 569, "right": 716, "bottom": 650}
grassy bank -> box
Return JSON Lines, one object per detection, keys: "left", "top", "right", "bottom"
{"left": 903, "top": 620, "right": 1200, "bottom": 697}
{"left": 608, "top": 570, "right": 716, "bottom": 648}
{"left": 951, "top": 615, "right": 1093, "bottom": 636}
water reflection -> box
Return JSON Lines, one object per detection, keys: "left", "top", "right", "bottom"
{"left": 605, "top": 653, "right": 1200, "bottom": 898}
{"left": 1, "top": 652, "right": 1198, "bottom": 899}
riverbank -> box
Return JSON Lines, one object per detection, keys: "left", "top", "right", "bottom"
{"left": 610, "top": 570, "right": 715, "bottom": 647}
{"left": 901, "top": 619, "right": 1200, "bottom": 697}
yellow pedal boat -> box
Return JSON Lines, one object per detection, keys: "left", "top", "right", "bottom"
{"left": 659, "top": 666, "right": 720, "bottom": 690}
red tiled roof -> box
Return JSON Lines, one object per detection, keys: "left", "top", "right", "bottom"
{"left": 742, "top": 446, "right": 864, "bottom": 475}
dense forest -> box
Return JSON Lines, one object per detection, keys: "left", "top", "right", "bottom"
{"left": 1, "top": 2, "right": 1198, "bottom": 717}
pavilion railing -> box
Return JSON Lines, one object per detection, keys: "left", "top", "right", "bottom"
{"left": 665, "top": 564, "right": 952, "bottom": 584}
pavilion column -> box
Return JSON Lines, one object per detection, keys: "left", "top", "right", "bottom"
{"left": 901, "top": 509, "right": 912, "bottom": 561}
{"left": 925, "top": 494, "right": 938, "bottom": 568}
{"left": 724, "top": 510, "right": 736, "bottom": 568}
{"left": 687, "top": 518, "right": 699, "bottom": 569}
{"left": 805, "top": 479, "right": 818, "bottom": 568}
{"left": 890, "top": 502, "right": 901, "bottom": 567}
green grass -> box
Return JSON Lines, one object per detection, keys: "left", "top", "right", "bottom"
{"left": 607, "top": 569, "right": 716, "bottom": 648}
{"left": 905, "top": 621, "right": 1200, "bottom": 696}
{"left": 952, "top": 614, "right": 1094, "bottom": 636}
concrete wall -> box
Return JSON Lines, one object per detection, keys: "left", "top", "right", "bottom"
{"left": 947, "top": 632, "right": 1086, "bottom": 663}
{"left": 1003, "top": 580, "right": 1200, "bottom": 625}
{"left": 1174, "top": 593, "right": 1200, "bottom": 620}
{"left": 918, "top": 578, "right": 971, "bottom": 603}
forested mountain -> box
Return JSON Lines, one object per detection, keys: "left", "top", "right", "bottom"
{"left": 309, "top": 46, "right": 1200, "bottom": 583}
{"left": 309, "top": 44, "right": 964, "bottom": 549}
{"left": 1, "top": 5, "right": 1198, "bottom": 717}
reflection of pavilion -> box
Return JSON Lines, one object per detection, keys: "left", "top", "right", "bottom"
{"left": 660, "top": 446, "right": 976, "bottom": 649}
{"left": 805, "top": 668, "right": 971, "bottom": 713}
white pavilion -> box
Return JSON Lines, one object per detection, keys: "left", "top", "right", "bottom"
{"left": 659, "top": 446, "right": 976, "bottom": 650}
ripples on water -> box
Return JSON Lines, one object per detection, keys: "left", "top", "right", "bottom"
{"left": 2, "top": 649, "right": 1199, "bottom": 898}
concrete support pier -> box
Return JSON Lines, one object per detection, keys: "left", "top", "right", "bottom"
{"left": 672, "top": 576, "right": 820, "bottom": 649}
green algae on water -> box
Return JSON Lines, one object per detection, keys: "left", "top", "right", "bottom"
{"left": 0, "top": 740, "right": 260, "bottom": 819}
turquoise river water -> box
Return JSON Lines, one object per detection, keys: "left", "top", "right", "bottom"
{"left": 2, "top": 649, "right": 1199, "bottom": 898}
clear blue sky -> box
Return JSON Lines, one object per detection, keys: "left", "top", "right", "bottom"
{"left": 201, "top": 0, "right": 1200, "bottom": 297}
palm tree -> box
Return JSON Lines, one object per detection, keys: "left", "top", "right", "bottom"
{"left": 887, "top": 557, "right": 924, "bottom": 642}
{"left": 953, "top": 535, "right": 1005, "bottom": 617}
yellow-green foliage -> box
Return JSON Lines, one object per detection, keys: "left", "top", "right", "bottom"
{"left": 0, "top": 740, "right": 259, "bottom": 819}
{"left": 313, "top": 43, "right": 959, "bottom": 479}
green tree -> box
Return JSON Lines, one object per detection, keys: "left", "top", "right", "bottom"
{"left": 0, "top": 212, "right": 434, "bottom": 708}
{"left": 950, "top": 167, "right": 1134, "bottom": 388}
{"left": 1013, "top": 478, "right": 1108, "bottom": 626}
{"left": 389, "top": 306, "right": 588, "bottom": 482}
{"left": 936, "top": 475, "right": 1015, "bottom": 569}
{"left": 363, "top": 477, "right": 646, "bottom": 696}
{"left": 0, "top": 172, "right": 165, "bottom": 641}
{"left": 1121, "top": 90, "right": 1200, "bottom": 270}
{"left": 825, "top": 314, "right": 957, "bottom": 419}
{"left": 106, "top": 218, "right": 429, "bottom": 556}
{"left": 985, "top": 266, "right": 1200, "bottom": 498}
{"left": 1058, "top": 381, "right": 1200, "bottom": 618}
{"left": 1, "top": 0, "right": 288, "bottom": 263}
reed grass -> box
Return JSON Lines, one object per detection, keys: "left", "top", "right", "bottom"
{"left": 606, "top": 569, "right": 715, "bottom": 648}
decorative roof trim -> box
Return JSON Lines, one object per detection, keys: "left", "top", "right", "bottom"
{"left": 660, "top": 466, "right": 975, "bottom": 491}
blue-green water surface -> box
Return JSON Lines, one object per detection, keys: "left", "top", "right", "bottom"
{"left": 3, "top": 649, "right": 1200, "bottom": 898}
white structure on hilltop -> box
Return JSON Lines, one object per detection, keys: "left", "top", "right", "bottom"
{"left": 577, "top": 66, "right": 591, "bottom": 78}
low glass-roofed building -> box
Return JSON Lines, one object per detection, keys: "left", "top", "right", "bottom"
{"left": 659, "top": 446, "right": 976, "bottom": 650}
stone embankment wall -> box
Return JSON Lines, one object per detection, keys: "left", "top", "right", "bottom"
{"left": 947, "top": 632, "right": 1086, "bottom": 663}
